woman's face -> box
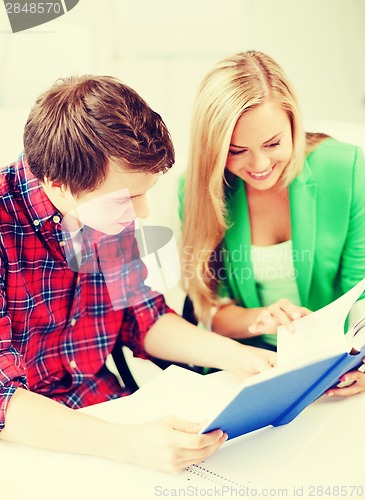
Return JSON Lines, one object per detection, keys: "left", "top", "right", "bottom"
{"left": 225, "top": 100, "right": 293, "bottom": 192}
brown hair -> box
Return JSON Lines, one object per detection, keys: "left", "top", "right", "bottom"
{"left": 305, "top": 132, "right": 331, "bottom": 154}
{"left": 24, "top": 75, "right": 175, "bottom": 195}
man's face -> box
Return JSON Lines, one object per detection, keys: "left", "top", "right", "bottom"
{"left": 63, "top": 160, "right": 158, "bottom": 234}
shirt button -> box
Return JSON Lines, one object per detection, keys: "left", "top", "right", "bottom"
{"left": 70, "top": 318, "right": 77, "bottom": 326}
{"left": 53, "top": 215, "right": 61, "bottom": 224}
{"left": 69, "top": 360, "right": 77, "bottom": 369}
{"left": 59, "top": 241, "right": 66, "bottom": 247}
{"left": 33, "top": 219, "right": 40, "bottom": 226}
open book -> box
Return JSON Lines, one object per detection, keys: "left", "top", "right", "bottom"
{"left": 200, "top": 277, "right": 365, "bottom": 440}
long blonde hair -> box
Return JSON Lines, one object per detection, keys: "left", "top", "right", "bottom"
{"left": 182, "top": 51, "right": 306, "bottom": 322}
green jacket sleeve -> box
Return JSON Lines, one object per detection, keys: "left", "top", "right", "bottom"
{"left": 177, "top": 173, "right": 186, "bottom": 224}
{"left": 340, "top": 146, "right": 365, "bottom": 300}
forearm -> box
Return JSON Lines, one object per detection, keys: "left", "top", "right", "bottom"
{"left": 0, "top": 387, "right": 232, "bottom": 473}
{"left": 144, "top": 313, "right": 248, "bottom": 370}
{"left": 212, "top": 304, "right": 263, "bottom": 338}
{"left": 0, "top": 387, "right": 131, "bottom": 463}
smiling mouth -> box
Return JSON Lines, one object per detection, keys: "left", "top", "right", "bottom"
{"left": 248, "top": 165, "right": 275, "bottom": 180}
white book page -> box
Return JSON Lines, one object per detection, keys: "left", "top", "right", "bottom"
{"left": 83, "top": 365, "right": 240, "bottom": 425}
{"left": 277, "top": 277, "right": 365, "bottom": 367}
{"left": 345, "top": 316, "right": 365, "bottom": 352}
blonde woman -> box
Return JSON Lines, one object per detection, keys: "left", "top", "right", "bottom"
{"left": 179, "top": 51, "right": 365, "bottom": 396}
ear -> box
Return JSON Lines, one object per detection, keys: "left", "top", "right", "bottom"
{"left": 43, "top": 177, "right": 69, "bottom": 196}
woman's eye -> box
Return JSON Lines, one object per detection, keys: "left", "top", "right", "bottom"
{"left": 229, "top": 149, "right": 247, "bottom": 156}
{"left": 266, "top": 141, "right": 281, "bottom": 148}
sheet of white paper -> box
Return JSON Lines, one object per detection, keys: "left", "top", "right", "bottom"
{"left": 277, "top": 277, "right": 365, "bottom": 366}
{"left": 82, "top": 365, "right": 239, "bottom": 425}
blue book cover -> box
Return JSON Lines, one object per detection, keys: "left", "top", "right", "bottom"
{"left": 201, "top": 350, "right": 363, "bottom": 440}
{"left": 200, "top": 278, "right": 365, "bottom": 440}
{"left": 276, "top": 346, "right": 365, "bottom": 426}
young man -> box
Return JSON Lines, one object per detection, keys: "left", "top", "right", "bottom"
{"left": 0, "top": 75, "right": 275, "bottom": 473}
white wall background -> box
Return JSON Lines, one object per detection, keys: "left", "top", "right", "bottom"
{"left": 1, "top": 0, "right": 364, "bottom": 310}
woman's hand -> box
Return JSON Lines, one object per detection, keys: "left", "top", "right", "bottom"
{"left": 124, "top": 415, "right": 227, "bottom": 473}
{"left": 325, "top": 360, "right": 365, "bottom": 397}
{"left": 248, "top": 299, "right": 311, "bottom": 335}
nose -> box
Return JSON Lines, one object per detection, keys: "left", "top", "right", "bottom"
{"left": 249, "top": 151, "right": 271, "bottom": 172}
{"left": 132, "top": 195, "right": 150, "bottom": 219}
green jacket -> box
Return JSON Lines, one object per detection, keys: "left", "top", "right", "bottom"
{"left": 179, "top": 139, "right": 365, "bottom": 311}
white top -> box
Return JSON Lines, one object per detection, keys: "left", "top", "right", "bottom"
{"left": 250, "top": 240, "right": 301, "bottom": 307}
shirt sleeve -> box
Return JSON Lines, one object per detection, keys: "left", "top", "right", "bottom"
{"left": 0, "top": 252, "right": 28, "bottom": 431}
{"left": 340, "top": 146, "right": 365, "bottom": 300}
{"left": 122, "top": 294, "right": 174, "bottom": 359}
{"left": 119, "top": 232, "right": 176, "bottom": 359}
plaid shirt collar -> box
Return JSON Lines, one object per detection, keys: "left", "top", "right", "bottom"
{"left": 16, "top": 154, "right": 62, "bottom": 230}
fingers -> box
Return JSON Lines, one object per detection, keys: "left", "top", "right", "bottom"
{"left": 253, "top": 356, "right": 273, "bottom": 372}
{"left": 166, "top": 415, "right": 205, "bottom": 434}
{"left": 268, "top": 302, "right": 296, "bottom": 331}
{"left": 229, "top": 345, "right": 277, "bottom": 381}
{"left": 248, "top": 309, "right": 277, "bottom": 334}
{"left": 278, "top": 301, "right": 311, "bottom": 321}
{"left": 251, "top": 348, "right": 277, "bottom": 372}
{"left": 325, "top": 368, "right": 365, "bottom": 397}
{"left": 326, "top": 384, "right": 361, "bottom": 397}
{"left": 177, "top": 431, "right": 228, "bottom": 471}
{"left": 166, "top": 415, "right": 227, "bottom": 449}
{"left": 265, "top": 350, "right": 277, "bottom": 368}
{"left": 167, "top": 431, "right": 228, "bottom": 473}
{"left": 249, "top": 300, "right": 312, "bottom": 334}
{"left": 161, "top": 415, "right": 228, "bottom": 472}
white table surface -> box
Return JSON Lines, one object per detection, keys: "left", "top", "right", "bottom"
{"left": 2, "top": 366, "right": 365, "bottom": 500}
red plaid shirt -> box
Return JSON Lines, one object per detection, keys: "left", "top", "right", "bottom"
{"left": 0, "top": 155, "right": 173, "bottom": 430}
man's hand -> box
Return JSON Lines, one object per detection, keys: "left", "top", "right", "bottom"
{"left": 221, "top": 343, "right": 277, "bottom": 381}
{"left": 125, "top": 416, "right": 228, "bottom": 473}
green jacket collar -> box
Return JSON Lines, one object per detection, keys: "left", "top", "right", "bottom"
{"left": 224, "top": 160, "right": 317, "bottom": 308}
